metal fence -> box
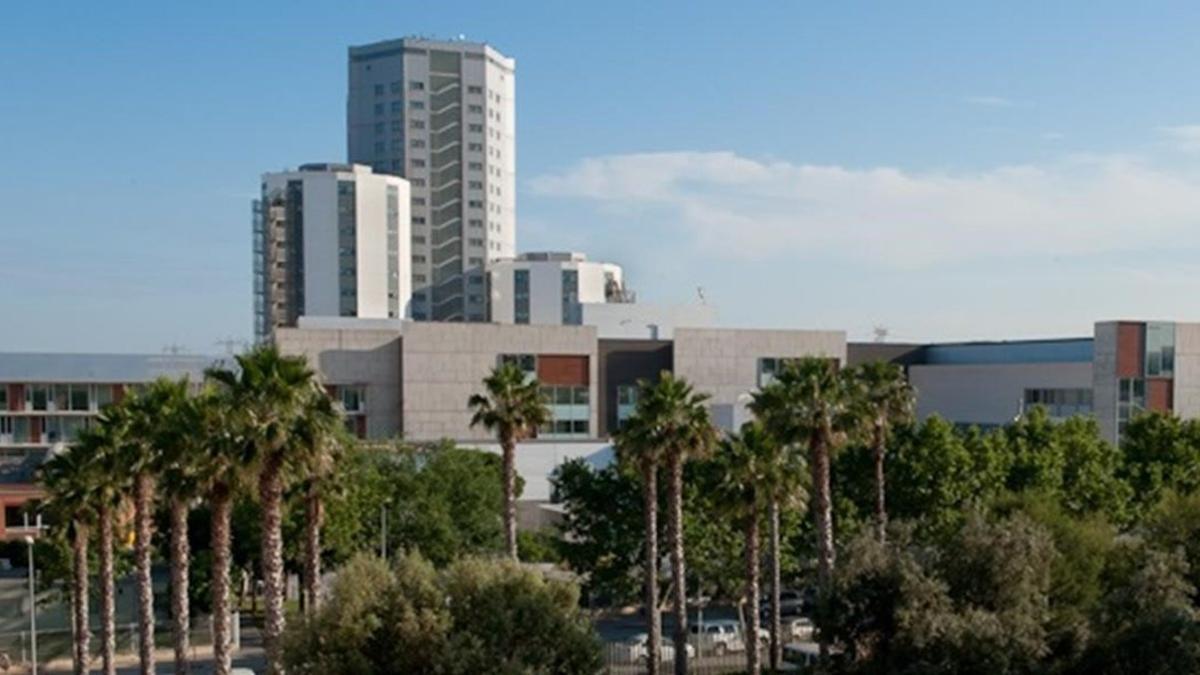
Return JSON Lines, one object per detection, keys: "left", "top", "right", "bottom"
{"left": 600, "top": 638, "right": 808, "bottom": 674}
{"left": 0, "top": 616, "right": 229, "bottom": 671}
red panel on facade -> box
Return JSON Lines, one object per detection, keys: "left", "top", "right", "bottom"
{"left": 1116, "top": 322, "right": 1144, "bottom": 378}
{"left": 537, "top": 355, "right": 590, "bottom": 386}
{"left": 8, "top": 384, "right": 22, "bottom": 411}
{"left": 113, "top": 384, "right": 126, "bottom": 404}
{"left": 355, "top": 416, "right": 367, "bottom": 439}
{"left": 30, "top": 417, "right": 41, "bottom": 444}
{"left": 1147, "top": 379, "right": 1174, "bottom": 412}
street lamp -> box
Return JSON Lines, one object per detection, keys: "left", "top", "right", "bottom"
{"left": 24, "top": 535, "right": 37, "bottom": 675}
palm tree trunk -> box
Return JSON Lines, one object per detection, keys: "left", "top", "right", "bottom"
{"left": 71, "top": 522, "right": 90, "bottom": 675}
{"left": 259, "top": 457, "right": 287, "bottom": 675}
{"left": 210, "top": 486, "right": 233, "bottom": 675}
{"left": 768, "top": 497, "right": 782, "bottom": 672}
{"left": 303, "top": 485, "right": 323, "bottom": 613}
{"left": 133, "top": 471, "right": 157, "bottom": 675}
{"left": 641, "top": 460, "right": 661, "bottom": 675}
{"left": 666, "top": 453, "right": 689, "bottom": 675}
{"left": 501, "top": 436, "right": 518, "bottom": 559}
{"left": 873, "top": 420, "right": 888, "bottom": 543}
{"left": 99, "top": 503, "right": 116, "bottom": 675}
{"left": 811, "top": 428, "right": 835, "bottom": 661}
{"left": 744, "top": 499, "right": 761, "bottom": 675}
{"left": 169, "top": 497, "right": 191, "bottom": 675}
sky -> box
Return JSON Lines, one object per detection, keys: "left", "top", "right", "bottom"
{"left": 4, "top": 1, "right": 1200, "bottom": 353}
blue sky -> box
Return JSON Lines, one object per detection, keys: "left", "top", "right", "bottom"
{"left": 4, "top": 1, "right": 1200, "bottom": 353}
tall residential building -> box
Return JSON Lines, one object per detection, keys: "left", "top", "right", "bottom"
{"left": 347, "top": 37, "right": 516, "bottom": 322}
{"left": 254, "top": 163, "right": 411, "bottom": 341}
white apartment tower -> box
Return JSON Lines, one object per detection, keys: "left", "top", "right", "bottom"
{"left": 347, "top": 37, "right": 516, "bottom": 322}
{"left": 254, "top": 163, "right": 411, "bottom": 341}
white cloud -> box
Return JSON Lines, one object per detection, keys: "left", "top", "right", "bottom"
{"left": 529, "top": 151, "right": 1200, "bottom": 268}
{"left": 1161, "top": 125, "right": 1200, "bottom": 152}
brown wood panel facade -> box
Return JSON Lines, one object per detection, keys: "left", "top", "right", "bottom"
{"left": 537, "top": 354, "right": 590, "bottom": 386}
{"left": 1147, "top": 378, "right": 1174, "bottom": 412}
{"left": 1116, "top": 322, "right": 1145, "bottom": 378}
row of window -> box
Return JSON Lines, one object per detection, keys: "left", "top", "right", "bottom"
{"left": 371, "top": 81, "right": 494, "bottom": 98}
{"left": 0, "top": 415, "right": 92, "bottom": 445}
{"left": 1, "top": 384, "right": 121, "bottom": 413}
{"left": 1023, "top": 388, "right": 1094, "bottom": 418}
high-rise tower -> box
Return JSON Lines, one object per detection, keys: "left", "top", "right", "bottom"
{"left": 348, "top": 37, "right": 516, "bottom": 322}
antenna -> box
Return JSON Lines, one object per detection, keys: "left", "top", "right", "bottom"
{"left": 162, "top": 343, "right": 186, "bottom": 355}
{"left": 214, "top": 337, "right": 246, "bottom": 355}
{"left": 872, "top": 325, "right": 890, "bottom": 343}
{"left": 696, "top": 286, "right": 707, "bottom": 304}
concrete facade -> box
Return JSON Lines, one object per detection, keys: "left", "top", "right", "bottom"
{"left": 401, "top": 322, "right": 598, "bottom": 441}
{"left": 274, "top": 323, "right": 403, "bottom": 439}
{"left": 673, "top": 327, "right": 847, "bottom": 431}
{"left": 912, "top": 361, "right": 1093, "bottom": 428}
{"left": 1174, "top": 323, "right": 1200, "bottom": 422}
{"left": 1092, "top": 322, "right": 1121, "bottom": 443}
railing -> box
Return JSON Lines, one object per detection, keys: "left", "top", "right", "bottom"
{"left": 600, "top": 637, "right": 805, "bottom": 673}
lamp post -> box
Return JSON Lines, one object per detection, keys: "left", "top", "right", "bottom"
{"left": 24, "top": 535, "right": 37, "bottom": 675}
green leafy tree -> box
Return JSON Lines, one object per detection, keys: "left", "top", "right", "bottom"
{"left": 469, "top": 362, "right": 552, "bottom": 560}
{"left": 1143, "top": 490, "right": 1200, "bottom": 604}
{"left": 1118, "top": 412, "right": 1200, "bottom": 518}
{"left": 283, "top": 552, "right": 602, "bottom": 675}
{"left": 292, "top": 388, "right": 345, "bottom": 613}
{"left": 1054, "top": 415, "right": 1131, "bottom": 523}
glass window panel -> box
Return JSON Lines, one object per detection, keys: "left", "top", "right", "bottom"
{"left": 573, "top": 387, "right": 589, "bottom": 405}
{"left": 572, "top": 419, "right": 588, "bottom": 434}
{"left": 30, "top": 386, "right": 48, "bottom": 411}
{"left": 555, "top": 387, "right": 572, "bottom": 405}
{"left": 70, "top": 385, "right": 90, "bottom": 411}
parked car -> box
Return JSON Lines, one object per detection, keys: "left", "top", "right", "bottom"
{"left": 620, "top": 633, "right": 695, "bottom": 664}
{"left": 783, "top": 641, "right": 820, "bottom": 667}
{"left": 788, "top": 617, "right": 816, "bottom": 640}
{"left": 760, "top": 588, "right": 813, "bottom": 618}
{"left": 689, "top": 619, "right": 748, "bottom": 655}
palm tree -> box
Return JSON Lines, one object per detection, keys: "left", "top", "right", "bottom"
{"left": 39, "top": 444, "right": 96, "bottom": 675}
{"left": 157, "top": 389, "right": 207, "bottom": 675}
{"left": 207, "top": 345, "right": 318, "bottom": 675}
{"left": 851, "top": 362, "right": 914, "bottom": 542}
{"left": 613, "top": 381, "right": 668, "bottom": 675}
{"left": 714, "top": 422, "right": 779, "bottom": 675}
{"left": 468, "top": 361, "right": 551, "bottom": 560}
{"left": 123, "top": 378, "right": 190, "bottom": 675}
{"left": 748, "top": 386, "right": 810, "bottom": 671}
{"left": 192, "top": 385, "right": 250, "bottom": 675}
{"left": 293, "top": 388, "right": 344, "bottom": 613}
{"left": 622, "top": 372, "right": 715, "bottom": 675}
{"left": 752, "top": 357, "right": 855, "bottom": 659}
{"left": 85, "top": 410, "right": 130, "bottom": 675}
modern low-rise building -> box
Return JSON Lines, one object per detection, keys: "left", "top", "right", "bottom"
{"left": 488, "top": 251, "right": 626, "bottom": 326}
{"left": 0, "top": 353, "right": 222, "bottom": 539}
{"left": 855, "top": 319, "right": 1200, "bottom": 445}
{"left": 254, "top": 163, "right": 412, "bottom": 341}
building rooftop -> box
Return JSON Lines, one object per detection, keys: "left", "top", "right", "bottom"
{"left": 0, "top": 353, "right": 226, "bottom": 383}
{"left": 918, "top": 337, "right": 1094, "bottom": 365}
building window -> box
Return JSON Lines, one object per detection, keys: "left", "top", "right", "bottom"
{"left": 468, "top": 238, "right": 484, "bottom": 246}
{"left": 514, "top": 269, "right": 530, "bottom": 324}
{"left": 27, "top": 385, "right": 49, "bottom": 411}
{"left": 1117, "top": 378, "right": 1146, "bottom": 438}
{"left": 338, "top": 385, "right": 366, "bottom": 413}
{"left": 410, "top": 139, "right": 426, "bottom": 149}
{"left": 499, "top": 353, "right": 537, "bottom": 379}
{"left": 410, "top": 119, "right": 425, "bottom": 129}
{"left": 469, "top": 162, "right": 483, "bottom": 171}
{"left": 468, "top": 200, "right": 483, "bottom": 208}
{"left": 1023, "top": 388, "right": 1093, "bottom": 419}
{"left": 467, "top": 85, "right": 483, "bottom": 94}
{"left": 374, "top": 103, "right": 384, "bottom": 116}
{"left": 410, "top": 80, "right": 425, "bottom": 91}
{"left": 468, "top": 142, "right": 483, "bottom": 152}
{"left": 410, "top": 100, "right": 425, "bottom": 110}
{"left": 562, "top": 269, "right": 581, "bottom": 325}
{"left": 390, "top": 81, "right": 402, "bottom": 94}
{"left": 413, "top": 216, "right": 427, "bottom": 225}
{"left": 757, "top": 357, "right": 800, "bottom": 388}
{"left": 0, "top": 387, "right": 7, "bottom": 410}
{"left": 373, "top": 84, "right": 384, "bottom": 96}
{"left": 413, "top": 255, "right": 427, "bottom": 263}
{"left": 541, "top": 385, "right": 590, "bottom": 439}
{"left": 468, "top": 104, "right": 483, "bottom": 114}
{"left": 617, "top": 385, "right": 639, "bottom": 427}
{"left": 411, "top": 158, "right": 426, "bottom": 168}
{"left": 469, "top": 219, "right": 483, "bottom": 228}
{"left": 1145, "top": 322, "right": 1176, "bottom": 378}
{"left": 469, "top": 124, "right": 483, "bottom": 133}
{"left": 469, "top": 180, "right": 483, "bottom": 189}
